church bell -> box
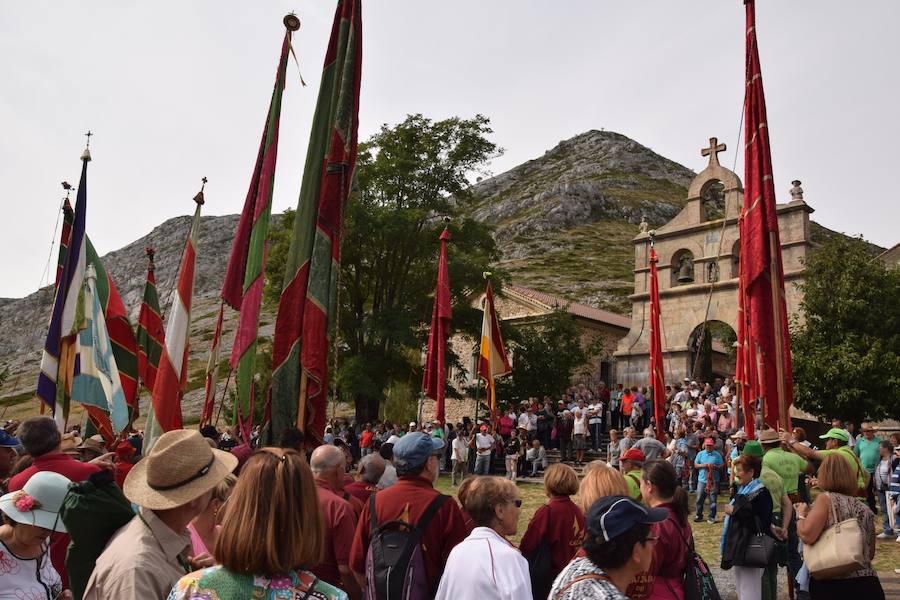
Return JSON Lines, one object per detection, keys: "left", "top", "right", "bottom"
{"left": 677, "top": 261, "right": 694, "bottom": 283}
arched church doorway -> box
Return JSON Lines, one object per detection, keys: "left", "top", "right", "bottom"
{"left": 687, "top": 320, "right": 736, "bottom": 383}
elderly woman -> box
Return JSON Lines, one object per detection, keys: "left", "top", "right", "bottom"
{"left": 520, "top": 464, "right": 585, "bottom": 599}
{"left": 187, "top": 473, "right": 237, "bottom": 562}
{"left": 579, "top": 460, "right": 630, "bottom": 512}
{"left": 168, "top": 449, "right": 347, "bottom": 600}
{"left": 795, "top": 454, "right": 885, "bottom": 600}
{"left": 720, "top": 454, "right": 773, "bottom": 600}
{"left": 435, "top": 476, "right": 530, "bottom": 599}
{"left": 0, "top": 471, "right": 72, "bottom": 600}
{"left": 550, "top": 495, "right": 667, "bottom": 599}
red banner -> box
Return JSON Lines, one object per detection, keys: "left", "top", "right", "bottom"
{"left": 422, "top": 228, "right": 452, "bottom": 425}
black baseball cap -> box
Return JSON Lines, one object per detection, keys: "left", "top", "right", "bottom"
{"left": 587, "top": 495, "right": 668, "bottom": 542}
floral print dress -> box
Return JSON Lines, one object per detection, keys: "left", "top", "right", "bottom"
{"left": 168, "top": 566, "right": 348, "bottom": 600}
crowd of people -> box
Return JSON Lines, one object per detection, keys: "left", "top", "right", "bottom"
{"left": 0, "top": 373, "right": 894, "bottom": 600}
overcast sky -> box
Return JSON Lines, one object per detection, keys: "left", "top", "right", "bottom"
{"left": 1, "top": 1, "right": 897, "bottom": 299}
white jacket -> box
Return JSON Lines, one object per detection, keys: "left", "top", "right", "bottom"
{"left": 434, "top": 527, "right": 532, "bottom": 600}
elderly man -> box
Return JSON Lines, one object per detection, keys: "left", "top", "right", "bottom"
{"left": 84, "top": 429, "right": 237, "bottom": 600}
{"left": 345, "top": 453, "right": 386, "bottom": 504}
{"left": 778, "top": 427, "right": 867, "bottom": 492}
{"left": 632, "top": 428, "right": 670, "bottom": 461}
{"left": 619, "top": 448, "right": 645, "bottom": 502}
{"left": 311, "top": 445, "right": 363, "bottom": 599}
{"left": 350, "top": 432, "right": 467, "bottom": 597}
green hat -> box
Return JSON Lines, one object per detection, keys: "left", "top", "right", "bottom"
{"left": 742, "top": 440, "right": 765, "bottom": 458}
{"left": 819, "top": 428, "right": 849, "bottom": 442}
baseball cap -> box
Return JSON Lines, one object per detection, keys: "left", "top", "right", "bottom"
{"left": 586, "top": 495, "right": 668, "bottom": 542}
{"left": 819, "top": 428, "right": 849, "bottom": 443}
{"left": 621, "top": 448, "right": 645, "bottom": 463}
{"left": 742, "top": 440, "right": 765, "bottom": 458}
{"left": 0, "top": 430, "right": 19, "bottom": 448}
{"left": 393, "top": 432, "right": 445, "bottom": 473}
{"left": 386, "top": 434, "right": 401, "bottom": 445}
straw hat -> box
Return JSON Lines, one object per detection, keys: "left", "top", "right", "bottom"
{"left": 0, "top": 471, "right": 70, "bottom": 532}
{"left": 60, "top": 433, "right": 83, "bottom": 456}
{"left": 77, "top": 434, "right": 106, "bottom": 454}
{"left": 124, "top": 429, "right": 237, "bottom": 510}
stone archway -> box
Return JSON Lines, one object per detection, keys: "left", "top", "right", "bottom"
{"left": 687, "top": 320, "right": 737, "bottom": 383}
{"left": 612, "top": 137, "right": 813, "bottom": 387}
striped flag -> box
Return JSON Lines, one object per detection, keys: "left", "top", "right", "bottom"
{"left": 478, "top": 280, "right": 511, "bottom": 420}
{"left": 54, "top": 198, "right": 74, "bottom": 288}
{"left": 85, "top": 238, "right": 139, "bottom": 418}
{"left": 71, "top": 264, "right": 129, "bottom": 437}
{"left": 199, "top": 303, "right": 224, "bottom": 427}
{"left": 145, "top": 196, "right": 202, "bottom": 446}
{"left": 37, "top": 149, "right": 89, "bottom": 427}
{"left": 136, "top": 247, "right": 165, "bottom": 394}
{"left": 222, "top": 22, "right": 294, "bottom": 428}
{"left": 270, "top": 0, "right": 362, "bottom": 446}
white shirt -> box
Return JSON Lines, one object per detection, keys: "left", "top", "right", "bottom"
{"left": 517, "top": 413, "right": 530, "bottom": 430}
{"left": 476, "top": 433, "right": 494, "bottom": 453}
{"left": 573, "top": 415, "right": 587, "bottom": 435}
{"left": 434, "top": 527, "right": 532, "bottom": 600}
{"left": 452, "top": 436, "right": 469, "bottom": 461}
{"left": 0, "top": 540, "right": 62, "bottom": 600}
{"left": 377, "top": 462, "right": 397, "bottom": 489}
{"left": 588, "top": 402, "right": 603, "bottom": 424}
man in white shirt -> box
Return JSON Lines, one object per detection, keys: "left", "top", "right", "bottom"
{"left": 474, "top": 425, "right": 494, "bottom": 475}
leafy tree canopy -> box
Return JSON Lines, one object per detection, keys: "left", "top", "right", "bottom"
{"left": 791, "top": 236, "right": 900, "bottom": 425}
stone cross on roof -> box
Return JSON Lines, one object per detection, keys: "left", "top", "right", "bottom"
{"left": 701, "top": 137, "right": 726, "bottom": 167}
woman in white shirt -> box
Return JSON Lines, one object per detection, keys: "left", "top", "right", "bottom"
{"left": 573, "top": 409, "right": 588, "bottom": 465}
{"left": 435, "top": 476, "right": 531, "bottom": 600}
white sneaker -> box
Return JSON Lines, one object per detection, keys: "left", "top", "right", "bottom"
{"left": 895, "top": 535, "right": 900, "bottom": 542}
{"left": 877, "top": 532, "right": 893, "bottom": 539}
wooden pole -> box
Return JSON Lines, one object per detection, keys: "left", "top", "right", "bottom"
{"left": 768, "top": 231, "right": 790, "bottom": 431}
{"left": 296, "top": 370, "right": 309, "bottom": 432}
{"left": 755, "top": 343, "right": 766, "bottom": 429}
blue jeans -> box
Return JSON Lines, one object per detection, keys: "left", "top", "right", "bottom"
{"left": 474, "top": 453, "right": 491, "bottom": 475}
{"left": 696, "top": 486, "right": 717, "bottom": 520}
{"left": 877, "top": 489, "right": 894, "bottom": 534}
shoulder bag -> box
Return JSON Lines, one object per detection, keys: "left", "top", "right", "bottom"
{"left": 804, "top": 492, "right": 866, "bottom": 579}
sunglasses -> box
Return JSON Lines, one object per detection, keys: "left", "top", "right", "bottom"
{"left": 510, "top": 499, "right": 523, "bottom": 508}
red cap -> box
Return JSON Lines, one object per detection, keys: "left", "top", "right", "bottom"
{"left": 621, "top": 448, "right": 646, "bottom": 463}
{"left": 703, "top": 437, "right": 715, "bottom": 447}
{"left": 480, "top": 425, "right": 488, "bottom": 432}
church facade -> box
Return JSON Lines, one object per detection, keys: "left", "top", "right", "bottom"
{"left": 613, "top": 137, "right": 813, "bottom": 385}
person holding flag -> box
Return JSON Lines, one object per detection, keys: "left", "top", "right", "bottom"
{"left": 477, "top": 276, "right": 511, "bottom": 423}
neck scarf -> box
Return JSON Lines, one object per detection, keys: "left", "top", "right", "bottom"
{"left": 720, "top": 477, "right": 763, "bottom": 554}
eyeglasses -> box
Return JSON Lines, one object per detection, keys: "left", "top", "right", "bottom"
{"left": 510, "top": 499, "right": 523, "bottom": 508}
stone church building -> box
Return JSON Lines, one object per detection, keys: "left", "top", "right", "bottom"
{"left": 613, "top": 137, "right": 812, "bottom": 385}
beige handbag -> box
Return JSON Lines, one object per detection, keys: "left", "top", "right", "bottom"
{"left": 804, "top": 492, "right": 866, "bottom": 579}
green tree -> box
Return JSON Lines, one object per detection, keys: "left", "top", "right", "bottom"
{"left": 266, "top": 114, "right": 504, "bottom": 422}
{"left": 791, "top": 236, "right": 900, "bottom": 425}
{"left": 493, "top": 309, "right": 598, "bottom": 406}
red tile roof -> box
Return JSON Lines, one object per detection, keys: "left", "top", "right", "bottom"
{"left": 506, "top": 285, "right": 632, "bottom": 330}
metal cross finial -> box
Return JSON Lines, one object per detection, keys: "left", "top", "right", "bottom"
{"left": 701, "top": 137, "right": 726, "bottom": 167}
{"left": 85, "top": 130, "right": 93, "bottom": 147}
{"left": 193, "top": 176, "right": 207, "bottom": 205}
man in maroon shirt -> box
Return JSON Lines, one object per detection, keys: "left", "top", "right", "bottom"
{"left": 311, "top": 445, "right": 362, "bottom": 599}
{"left": 345, "top": 453, "right": 385, "bottom": 504}
{"left": 8, "top": 417, "right": 115, "bottom": 588}
{"left": 350, "top": 432, "right": 467, "bottom": 596}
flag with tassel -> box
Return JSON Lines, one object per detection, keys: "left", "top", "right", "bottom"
{"left": 478, "top": 279, "right": 511, "bottom": 421}
{"left": 136, "top": 247, "right": 165, "bottom": 394}
{"left": 648, "top": 237, "right": 667, "bottom": 441}
{"left": 270, "top": 0, "right": 362, "bottom": 446}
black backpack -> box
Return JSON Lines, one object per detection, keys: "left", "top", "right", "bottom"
{"left": 364, "top": 493, "right": 448, "bottom": 600}
{"left": 525, "top": 539, "right": 553, "bottom": 600}
{"left": 674, "top": 522, "right": 722, "bottom": 600}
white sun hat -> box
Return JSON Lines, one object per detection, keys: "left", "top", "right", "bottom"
{"left": 0, "top": 471, "right": 71, "bottom": 532}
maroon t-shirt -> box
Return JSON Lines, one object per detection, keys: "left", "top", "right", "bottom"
{"left": 344, "top": 480, "right": 377, "bottom": 504}
{"left": 8, "top": 452, "right": 103, "bottom": 589}
{"left": 350, "top": 476, "right": 467, "bottom": 595}
{"left": 312, "top": 479, "right": 357, "bottom": 588}
{"left": 519, "top": 495, "right": 586, "bottom": 575}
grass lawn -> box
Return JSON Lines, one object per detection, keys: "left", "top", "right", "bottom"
{"left": 435, "top": 475, "right": 900, "bottom": 572}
